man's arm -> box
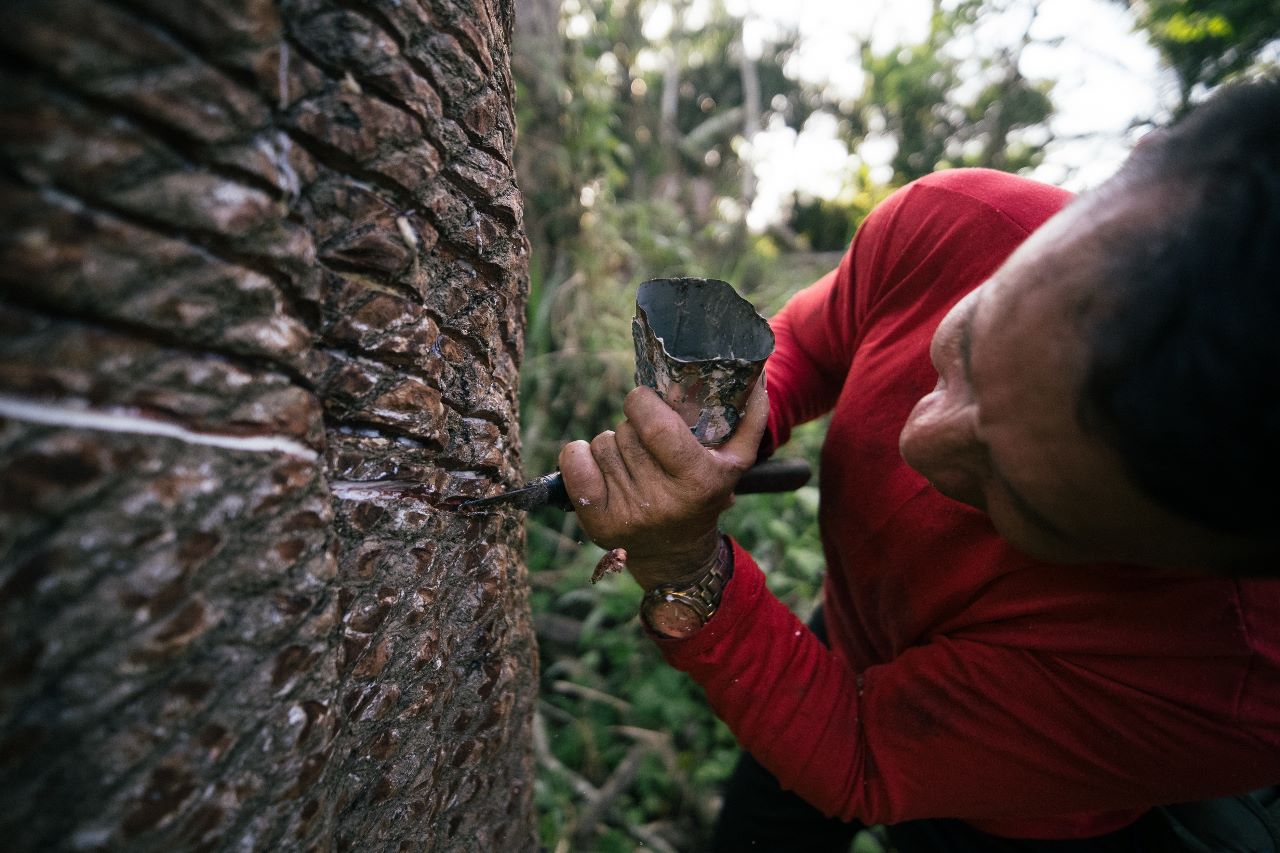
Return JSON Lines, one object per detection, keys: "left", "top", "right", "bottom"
{"left": 760, "top": 265, "right": 852, "bottom": 456}
{"left": 757, "top": 191, "right": 904, "bottom": 456}
{"left": 655, "top": 546, "right": 1275, "bottom": 830}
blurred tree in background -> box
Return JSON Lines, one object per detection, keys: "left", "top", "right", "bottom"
{"left": 513, "top": 0, "right": 1277, "bottom": 849}
{"left": 1117, "top": 0, "right": 1280, "bottom": 111}
{"left": 856, "top": 0, "right": 1055, "bottom": 184}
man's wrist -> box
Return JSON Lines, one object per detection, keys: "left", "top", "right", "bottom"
{"left": 629, "top": 531, "right": 724, "bottom": 592}
{"left": 639, "top": 535, "right": 733, "bottom": 639}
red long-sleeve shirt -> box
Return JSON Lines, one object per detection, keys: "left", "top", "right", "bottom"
{"left": 656, "top": 169, "right": 1280, "bottom": 839}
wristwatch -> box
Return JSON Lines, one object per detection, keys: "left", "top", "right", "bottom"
{"left": 640, "top": 537, "right": 732, "bottom": 639}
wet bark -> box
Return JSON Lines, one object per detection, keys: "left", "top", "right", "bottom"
{"left": 0, "top": 0, "right": 535, "bottom": 850}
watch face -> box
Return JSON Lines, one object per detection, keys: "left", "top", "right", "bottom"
{"left": 647, "top": 598, "right": 704, "bottom": 639}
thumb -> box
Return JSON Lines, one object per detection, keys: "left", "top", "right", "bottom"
{"left": 713, "top": 372, "right": 769, "bottom": 471}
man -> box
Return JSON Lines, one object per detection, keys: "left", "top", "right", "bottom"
{"left": 560, "top": 78, "right": 1280, "bottom": 850}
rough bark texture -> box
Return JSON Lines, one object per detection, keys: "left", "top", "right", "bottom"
{"left": 0, "top": 0, "right": 536, "bottom": 850}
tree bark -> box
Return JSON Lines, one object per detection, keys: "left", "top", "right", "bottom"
{"left": 0, "top": 0, "right": 536, "bottom": 850}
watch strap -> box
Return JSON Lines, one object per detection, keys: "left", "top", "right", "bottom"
{"left": 641, "top": 535, "right": 732, "bottom": 635}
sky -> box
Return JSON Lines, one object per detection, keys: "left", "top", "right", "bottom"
{"left": 686, "top": 0, "right": 1181, "bottom": 230}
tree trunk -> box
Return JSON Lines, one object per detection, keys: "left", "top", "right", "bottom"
{"left": 0, "top": 0, "right": 536, "bottom": 850}
{"left": 738, "top": 23, "right": 760, "bottom": 210}
{"left": 512, "top": 0, "right": 571, "bottom": 286}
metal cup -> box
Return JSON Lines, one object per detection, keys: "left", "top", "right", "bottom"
{"left": 632, "top": 277, "right": 774, "bottom": 446}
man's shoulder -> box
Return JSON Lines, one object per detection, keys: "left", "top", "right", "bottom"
{"left": 847, "top": 169, "right": 1074, "bottom": 301}
{"left": 897, "top": 168, "right": 1074, "bottom": 236}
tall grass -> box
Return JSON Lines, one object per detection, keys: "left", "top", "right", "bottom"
{"left": 521, "top": 197, "right": 846, "bottom": 848}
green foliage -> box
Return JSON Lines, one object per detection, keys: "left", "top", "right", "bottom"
{"left": 520, "top": 187, "right": 830, "bottom": 847}
{"left": 856, "top": 0, "right": 1055, "bottom": 184}
{"left": 1122, "top": 0, "right": 1280, "bottom": 110}
{"left": 790, "top": 166, "right": 895, "bottom": 252}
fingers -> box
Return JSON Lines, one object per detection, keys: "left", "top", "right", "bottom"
{"left": 588, "top": 430, "right": 632, "bottom": 508}
{"left": 558, "top": 439, "right": 605, "bottom": 510}
{"left": 621, "top": 387, "right": 705, "bottom": 478}
{"left": 613, "top": 420, "right": 666, "bottom": 486}
{"left": 621, "top": 378, "right": 770, "bottom": 479}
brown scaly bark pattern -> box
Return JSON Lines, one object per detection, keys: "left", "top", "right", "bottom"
{"left": 0, "top": 0, "right": 536, "bottom": 849}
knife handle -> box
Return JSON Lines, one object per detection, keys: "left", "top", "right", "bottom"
{"left": 541, "top": 470, "right": 574, "bottom": 512}
{"left": 734, "top": 457, "right": 812, "bottom": 495}
{"left": 548, "top": 457, "right": 811, "bottom": 513}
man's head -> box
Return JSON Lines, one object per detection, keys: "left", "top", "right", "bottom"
{"left": 899, "top": 77, "right": 1280, "bottom": 574}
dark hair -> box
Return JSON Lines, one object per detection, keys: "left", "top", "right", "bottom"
{"left": 1079, "top": 76, "right": 1280, "bottom": 538}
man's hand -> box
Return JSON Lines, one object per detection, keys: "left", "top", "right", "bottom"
{"left": 558, "top": 378, "right": 769, "bottom": 591}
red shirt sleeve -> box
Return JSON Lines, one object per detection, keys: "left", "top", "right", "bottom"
{"left": 761, "top": 201, "right": 887, "bottom": 455}
{"left": 762, "top": 264, "right": 851, "bottom": 456}
{"left": 657, "top": 543, "right": 1277, "bottom": 832}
